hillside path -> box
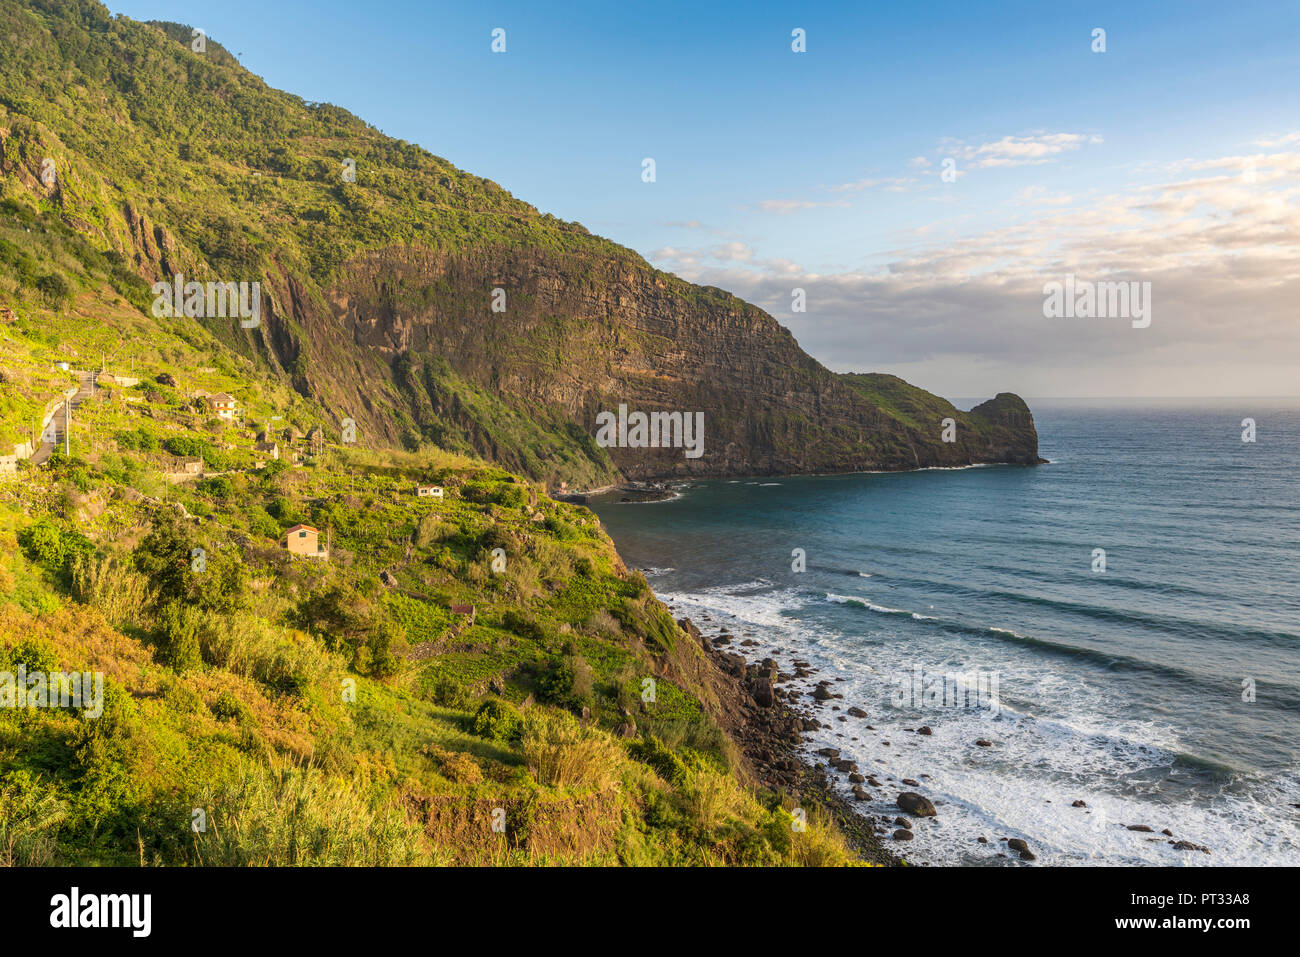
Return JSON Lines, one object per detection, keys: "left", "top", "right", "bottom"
{"left": 30, "top": 371, "right": 95, "bottom": 465}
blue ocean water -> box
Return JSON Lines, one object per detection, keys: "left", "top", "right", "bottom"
{"left": 591, "top": 399, "right": 1300, "bottom": 865}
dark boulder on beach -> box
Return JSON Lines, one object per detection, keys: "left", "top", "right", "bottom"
{"left": 1127, "top": 824, "right": 1154, "bottom": 832}
{"left": 901, "top": 778, "right": 920, "bottom": 787}
{"left": 975, "top": 739, "right": 992, "bottom": 747}
{"left": 893, "top": 829, "right": 914, "bottom": 841}
{"left": 917, "top": 726, "right": 932, "bottom": 735}
{"left": 897, "top": 792, "right": 937, "bottom": 817}
{"left": 847, "top": 706, "right": 867, "bottom": 718}
{"left": 750, "top": 678, "right": 775, "bottom": 708}
{"left": 1007, "top": 838, "right": 1035, "bottom": 860}
{"left": 1169, "top": 840, "right": 1210, "bottom": 854}
{"left": 1071, "top": 800, "right": 1087, "bottom": 807}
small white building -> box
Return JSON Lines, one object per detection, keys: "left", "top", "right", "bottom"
{"left": 416, "top": 485, "right": 444, "bottom": 499}
{"left": 207, "top": 392, "right": 239, "bottom": 422}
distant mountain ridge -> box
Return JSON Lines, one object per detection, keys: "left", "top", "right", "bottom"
{"left": 0, "top": 0, "right": 1043, "bottom": 485}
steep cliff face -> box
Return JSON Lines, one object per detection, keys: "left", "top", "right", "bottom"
{"left": 0, "top": 0, "right": 1044, "bottom": 486}
{"left": 276, "top": 246, "right": 1045, "bottom": 482}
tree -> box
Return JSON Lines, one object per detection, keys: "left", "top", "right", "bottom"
{"left": 35, "top": 272, "right": 73, "bottom": 309}
{"left": 132, "top": 511, "right": 190, "bottom": 606}
{"left": 132, "top": 510, "right": 247, "bottom": 613}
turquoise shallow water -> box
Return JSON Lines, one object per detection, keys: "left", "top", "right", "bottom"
{"left": 591, "top": 399, "right": 1300, "bottom": 865}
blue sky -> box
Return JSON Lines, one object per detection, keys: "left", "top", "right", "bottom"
{"left": 107, "top": 1, "right": 1300, "bottom": 398}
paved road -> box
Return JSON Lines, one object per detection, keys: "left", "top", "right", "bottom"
{"left": 30, "top": 372, "right": 95, "bottom": 466}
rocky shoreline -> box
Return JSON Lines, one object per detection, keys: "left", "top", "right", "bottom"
{"left": 673, "top": 616, "right": 903, "bottom": 866}
{"left": 673, "top": 614, "right": 1042, "bottom": 864}
{"left": 671, "top": 613, "right": 1217, "bottom": 866}
{"left": 555, "top": 481, "right": 681, "bottom": 506}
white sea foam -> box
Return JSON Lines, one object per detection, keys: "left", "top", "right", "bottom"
{"left": 825, "top": 592, "right": 913, "bottom": 616}
{"left": 655, "top": 579, "right": 1300, "bottom": 867}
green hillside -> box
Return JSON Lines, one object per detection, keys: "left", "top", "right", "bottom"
{"left": 0, "top": 0, "right": 1040, "bottom": 487}
{"left": 0, "top": 312, "right": 865, "bottom": 864}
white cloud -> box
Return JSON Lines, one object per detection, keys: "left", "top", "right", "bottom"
{"left": 1254, "top": 131, "right": 1300, "bottom": 149}
{"left": 944, "top": 132, "right": 1102, "bottom": 169}
{"left": 827, "top": 176, "right": 915, "bottom": 194}
{"left": 648, "top": 145, "right": 1300, "bottom": 397}
{"left": 756, "top": 198, "right": 851, "bottom": 212}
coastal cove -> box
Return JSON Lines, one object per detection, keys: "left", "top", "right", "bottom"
{"left": 590, "top": 400, "right": 1300, "bottom": 866}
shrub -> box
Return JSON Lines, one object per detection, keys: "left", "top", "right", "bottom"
{"left": 114, "top": 428, "right": 160, "bottom": 452}
{"left": 491, "top": 483, "right": 527, "bottom": 508}
{"left": 536, "top": 653, "right": 593, "bottom": 709}
{"left": 268, "top": 495, "right": 303, "bottom": 525}
{"left": 198, "top": 476, "right": 235, "bottom": 500}
{"left": 501, "top": 609, "right": 546, "bottom": 643}
{"left": 17, "top": 520, "right": 93, "bottom": 575}
{"left": 211, "top": 691, "right": 250, "bottom": 723}
{"left": 70, "top": 552, "right": 149, "bottom": 627}
{"left": 155, "top": 602, "right": 204, "bottom": 672}
{"left": 35, "top": 272, "right": 73, "bottom": 309}
{"left": 520, "top": 708, "right": 622, "bottom": 790}
{"left": 2, "top": 639, "right": 60, "bottom": 673}
{"left": 626, "top": 736, "right": 688, "bottom": 786}
{"left": 363, "top": 619, "right": 402, "bottom": 679}
{"left": 0, "top": 777, "right": 67, "bottom": 866}
{"left": 585, "top": 609, "right": 621, "bottom": 639}
{"left": 472, "top": 698, "right": 522, "bottom": 743}
{"left": 259, "top": 459, "right": 289, "bottom": 480}
{"left": 247, "top": 507, "right": 279, "bottom": 538}
{"left": 414, "top": 513, "right": 453, "bottom": 548}
{"left": 433, "top": 750, "right": 483, "bottom": 785}
{"left": 676, "top": 765, "right": 743, "bottom": 833}
{"left": 461, "top": 480, "right": 525, "bottom": 507}
{"left": 199, "top": 612, "right": 332, "bottom": 694}
{"left": 187, "top": 764, "right": 432, "bottom": 865}
{"left": 612, "top": 599, "right": 678, "bottom": 651}
{"left": 162, "top": 435, "right": 210, "bottom": 459}
{"left": 133, "top": 512, "right": 248, "bottom": 613}
{"left": 427, "top": 671, "right": 472, "bottom": 709}
{"left": 17, "top": 520, "right": 67, "bottom": 569}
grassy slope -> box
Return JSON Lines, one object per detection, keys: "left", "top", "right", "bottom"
{"left": 839, "top": 373, "right": 991, "bottom": 435}
{"left": 0, "top": 222, "right": 860, "bottom": 870}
